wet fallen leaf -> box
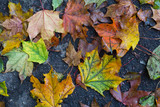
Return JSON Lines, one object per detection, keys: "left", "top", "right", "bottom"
{"left": 139, "top": 0, "right": 154, "bottom": 5}
{"left": 22, "top": 38, "right": 48, "bottom": 64}
{"left": 94, "top": 19, "right": 127, "bottom": 57}
{"left": 62, "top": 0, "right": 92, "bottom": 40}
{"left": 27, "top": 10, "right": 64, "bottom": 41}
{"left": 123, "top": 72, "right": 141, "bottom": 80}
{"left": 76, "top": 74, "right": 87, "bottom": 90}
{"left": 137, "top": 9, "right": 152, "bottom": 21}
{"left": 78, "top": 48, "right": 124, "bottom": 96}
{"left": 4, "top": 48, "right": 33, "bottom": 82}
{"left": 88, "top": 3, "right": 110, "bottom": 25}
{"left": 84, "top": 0, "right": 106, "bottom": 8}
{"left": 52, "top": 0, "right": 63, "bottom": 10}
{"left": 63, "top": 41, "right": 82, "bottom": 66}
{"left": 156, "top": 98, "right": 160, "bottom": 106}
{"left": 147, "top": 45, "right": 160, "bottom": 80}
{"left": 104, "top": 0, "right": 137, "bottom": 20}
{"left": 0, "top": 57, "right": 4, "bottom": 73}
{"left": 116, "top": 16, "right": 140, "bottom": 53}
{"left": 0, "top": 81, "right": 8, "bottom": 97}
{"left": 78, "top": 38, "right": 101, "bottom": 58}
{"left": 30, "top": 67, "right": 75, "bottom": 107}
{"left": 110, "top": 77, "right": 151, "bottom": 106}
{"left": 2, "top": 16, "right": 23, "bottom": 36}
{"left": 151, "top": 7, "right": 160, "bottom": 30}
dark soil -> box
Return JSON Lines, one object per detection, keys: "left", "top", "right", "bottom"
{"left": 0, "top": 0, "right": 160, "bottom": 107}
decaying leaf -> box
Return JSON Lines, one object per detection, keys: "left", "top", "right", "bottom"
{"left": 115, "top": 16, "right": 140, "bottom": 53}
{"left": 52, "top": 0, "right": 63, "bottom": 10}
{"left": 84, "top": 0, "right": 106, "bottom": 8}
{"left": 78, "top": 48, "right": 124, "bottom": 96}
{"left": 63, "top": 41, "right": 82, "bottom": 66}
{"left": 110, "top": 77, "right": 151, "bottom": 106}
{"left": 0, "top": 101, "right": 5, "bottom": 107}
{"left": 78, "top": 38, "right": 101, "bottom": 58}
{"left": 88, "top": 3, "right": 110, "bottom": 25}
{"left": 104, "top": 0, "right": 137, "bottom": 20}
{"left": 151, "top": 7, "right": 160, "bottom": 30}
{"left": 27, "top": 10, "right": 64, "bottom": 41}
{"left": 4, "top": 48, "right": 33, "bottom": 82}
{"left": 139, "top": 0, "right": 154, "bottom": 5}
{"left": 80, "top": 98, "right": 100, "bottom": 107}
{"left": 2, "top": 16, "right": 23, "bottom": 36}
{"left": 30, "top": 67, "right": 75, "bottom": 107}
{"left": 137, "top": 9, "right": 152, "bottom": 21}
{"left": 22, "top": 38, "right": 48, "bottom": 64}
{"left": 62, "top": 0, "right": 92, "bottom": 40}
{"left": 147, "top": 45, "right": 160, "bottom": 80}
{"left": 0, "top": 81, "right": 8, "bottom": 97}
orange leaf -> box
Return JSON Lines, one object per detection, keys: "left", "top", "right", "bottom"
{"left": 62, "top": 0, "right": 92, "bottom": 40}
{"left": 30, "top": 67, "right": 75, "bottom": 107}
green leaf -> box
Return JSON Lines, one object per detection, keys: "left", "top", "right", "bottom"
{"left": 0, "top": 81, "right": 9, "bottom": 96}
{"left": 139, "top": 95, "right": 156, "bottom": 107}
{"left": 0, "top": 28, "right": 2, "bottom": 34}
{"left": 52, "top": 0, "right": 63, "bottom": 10}
{"left": 78, "top": 48, "right": 124, "bottom": 96}
{"left": 4, "top": 48, "right": 33, "bottom": 82}
{"left": 147, "top": 45, "right": 160, "bottom": 80}
{"left": 139, "top": 0, "right": 154, "bottom": 4}
{"left": 0, "top": 57, "right": 4, "bottom": 73}
{"left": 84, "top": 0, "right": 106, "bottom": 8}
{"left": 22, "top": 38, "right": 48, "bottom": 64}
{"left": 153, "top": 0, "right": 160, "bottom": 9}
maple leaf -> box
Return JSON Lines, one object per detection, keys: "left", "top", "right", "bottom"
{"left": 30, "top": 67, "right": 75, "bottom": 107}
{"left": 110, "top": 77, "right": 151, "bottom": 106}
{"left": 2, "top": 16, "right": 23, "bottom": 36}
{"left": 4, "top": 48, "right": 33, "bottom": 82}
{"left": 84, "top": 0, "right": 106, "bottom": 8}
{"left": 78, "top": 38, "right": 101, "bottom": 58}
{"left": 80, "top": 98, "right": 100, "bottom": 107}
{"left": 27, "top": 10, "right": 64, "bottom": 41}
{"left": 62, "top": 0, "right": 92, "bottom": 41}
{"left": 147, "top": 45, "right": 160, "bottom": 80}
{"left": 22, "top": 38, "right": 49, "bottom": 64}
{"left": 0, "top": 81, "right": 9, "bottom": 97}
{"left": 63, "top": 41, "right": 82, "bottom": 66}
{"left": 151, "top": 7, "right": 160, "bottom": 30}
{"left": 115, "top": 16, "right": 140, "bottom": 51}
{"left": 94, "top": 19, "right": 127, "bottom": 57}
{"left": 1, "top": 33, "right": 23, "bottom": 55}
{"left": 88, "top": 3, "right": 110, "bottom": 25}
{"left": 104, "top": 0, "right": 137, "bottom": 20}
{"left": 0, "top": 102, "right": 5, "bottom": 107}
{"left": 137, "top": 9, "right": 152, "bottom": 22}
{"left": 78, "top": 48, "right": 124, "bottom": 96}
{"left": 52, "top": 0, "right": 63, "bottom": 10}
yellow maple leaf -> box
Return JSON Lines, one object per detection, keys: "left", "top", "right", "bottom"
{"left": 30, "top": 67, "right": 75, "bottom": 107}
{"left": 78, "top": 48, "right": 124, "bottom": 96}
{"left": 27, "top": 10, "right": 64, "bottom": 41}
{"left": 116, "top": 16, "right": 139, "bottom": 51}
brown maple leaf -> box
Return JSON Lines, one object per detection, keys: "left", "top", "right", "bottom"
{"left": 137, "top": 9, "right": 152, "bottom": 22}
{"left": 110, "top": 77, "right": 151, "bottom": 107}
{"left": 62, "top": 0, "right": 92, "bottom": 41}
{"left": 78, "top": 37, "right": 102, "bottom": 57}
{"left": 2, "top": 16, "right": 23, "bottom": 36}
{"left": 63, "top": 41, "right": 82, "bottom": 66}
{"left": 151, "top": 7, "right": 160, "bottom": 30}
{"left": 104, "top": 0, "right": 137, "bottom": 20}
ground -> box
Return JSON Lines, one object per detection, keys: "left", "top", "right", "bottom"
{"left": 0, "top": 0, "right": 160, "bottom": 107}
